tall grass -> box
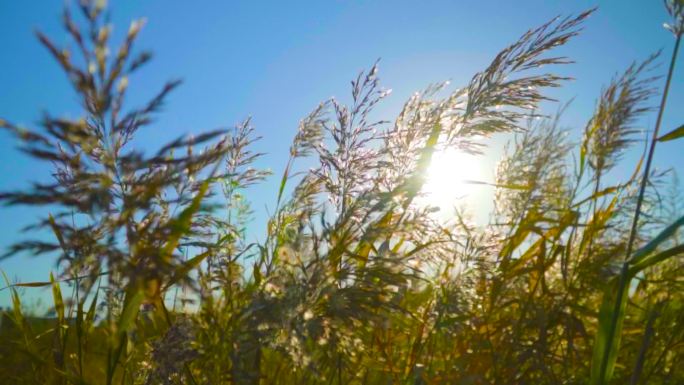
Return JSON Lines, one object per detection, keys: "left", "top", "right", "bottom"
{"left": 1, "top": 1, "right": 683, "bottom": 384}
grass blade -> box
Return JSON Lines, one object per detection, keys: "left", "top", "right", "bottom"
{"left": 590, "top": 268, "right": 630, "bottom": 385}
{"left": 657, "top": 123, "right": 684, "bottom": 142}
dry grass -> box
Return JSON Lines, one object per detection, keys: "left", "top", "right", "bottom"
{"left": 1, "top": 1, "right": 683, "bottom": 384}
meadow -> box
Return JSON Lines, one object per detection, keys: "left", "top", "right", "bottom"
{"left": 1, "top": 1, "right": 683, "bottom": 384}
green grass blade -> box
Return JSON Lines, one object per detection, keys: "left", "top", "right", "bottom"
{"left": 0, "top": 281, "right": 52, "bottom": 290}
{"left": 657, "top": 123, "right": 684, "bottom": 142}
{"left": 590, "top": 216, "right": 684, "bottom": 385}
{"left": 85, "top": 287, "right": 99, "bottom": 329}
{"left": 629, "top": 214, "right": 684, "bottom": 264}
{"left": 117, "top": 290, "right": 145, "bottom": 336}
{"left": 590, "top": 269, "right": 630, "bottom": 385}
{"left": 50, "top": 272, "right": 65, "bottom": 325}
{"left": 161, "top": 180, "right": 210, "bottom": 260}
{"left": 164, "top": 249, "right": 211, "bottom": 290}
{"left": 628, "top": 244, "right": 684, "bottom": 276}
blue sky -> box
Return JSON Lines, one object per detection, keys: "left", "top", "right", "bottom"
{"left": 1, "top": 1, "right": 682, "bottom": 308}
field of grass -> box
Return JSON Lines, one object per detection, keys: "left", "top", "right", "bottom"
{"left": 1, "top": 1, "right": 683, "bottom": 384}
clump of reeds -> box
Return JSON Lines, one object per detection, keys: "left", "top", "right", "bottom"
{"left": 1, "top": 1, "right": 683, "bottom": 385}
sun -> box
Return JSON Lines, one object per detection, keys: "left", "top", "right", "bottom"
{"left": 420, "top": 148, "right": 484, "bottom": 211}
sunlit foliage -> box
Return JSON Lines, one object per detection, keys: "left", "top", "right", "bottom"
{"left": 1, "top": 1, "right": 683, "bottom": 385}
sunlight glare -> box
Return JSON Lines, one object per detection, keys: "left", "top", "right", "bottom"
{"left": 421, "top": 148, "right": 484, "bottom": 211}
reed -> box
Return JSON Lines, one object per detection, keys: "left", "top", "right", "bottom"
{"left": 1, "top": 1, "right": 682, "bottom": 384}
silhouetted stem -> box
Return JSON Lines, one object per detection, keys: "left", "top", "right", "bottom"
{"left": 624, "top": 33, "right": 681, "bottom": 264}
{"left": 629, "top": 302, "right": 661, "bottom": 385}
{"left": 599, "top": 32, "right": 681, "bottom": 384}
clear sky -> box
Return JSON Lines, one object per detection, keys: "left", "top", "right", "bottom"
{"left": 1, "top": 0, "right": 682, "bottom": 308}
